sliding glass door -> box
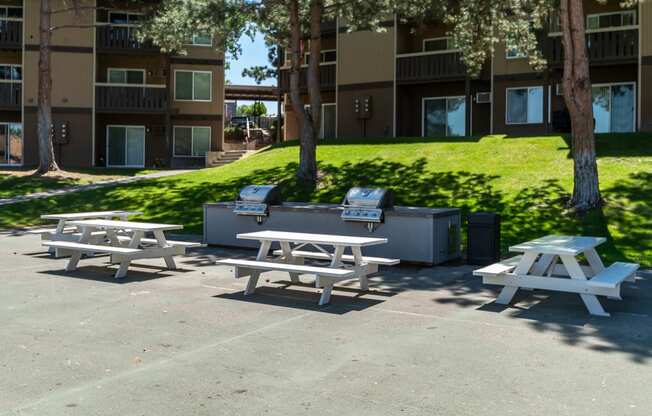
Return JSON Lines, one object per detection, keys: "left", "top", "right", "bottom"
{"left": 107, "top": 125, "right": 145, "bottom": 167}
{"left": 591, "top": 83, "right": 635, "bottom": 133}
{"left": 423, "top": 97, "right": 466, "bottom": 137}
{"left": 0, "top": 123, "right": 23, "bottom": 166}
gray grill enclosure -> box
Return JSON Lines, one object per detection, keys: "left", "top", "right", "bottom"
{"left": 341, "top": 187, "right": 393, "bottom": 224}
{"left": 233, "top": 185, "right": 282, "bottom": 217}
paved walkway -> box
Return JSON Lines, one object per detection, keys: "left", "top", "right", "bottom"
{"left": 0, "top": 170, "right": 192, "bottom": 206}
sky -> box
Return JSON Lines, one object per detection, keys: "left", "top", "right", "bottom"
{"left": 225, "top": 31, "right": 279, "bottom": 115}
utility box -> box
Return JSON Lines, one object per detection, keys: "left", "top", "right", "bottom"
{"left": 467, "top": 212, "right": 501, "bottom": 265}
{"left": 354, "top": 96, "right": 372, "bottom": 119}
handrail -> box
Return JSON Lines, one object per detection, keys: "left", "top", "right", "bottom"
{"left": 95, "top": 82, "right": 167, "bottom": 89}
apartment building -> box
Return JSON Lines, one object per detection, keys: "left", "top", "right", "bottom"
{"left": 280, "top": 0, "right": 652, "bottom": 140}
{"left": 0, "top": 0, "right": 224, "bottom": 169}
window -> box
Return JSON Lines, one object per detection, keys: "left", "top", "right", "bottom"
{"left": 0, "top": 123, "right": 22, "bottom": 166}
{"left": 175, "top": 70, "right": 212, "bottom": 101}
{"left": 304, "top": 104, "right": 337, "bottom": 139}
{"left": 592, "top": 83, "right": 635, "bottom": 133}
{"left": 107, "top": 68, "right": 145, "bottom": 84}
{"left": 423, "top": 37, "right": 455, "bottom": 52}
{"left": 107, "top": 126, "right": 145, "bottom": 167}
{"left": 191, "top": 34, "right": 212, "bottom": 46}
{"left": 506, "top": 87, "right": 543, "bottom": 124}
{"left": 108, "top": 11, "right": 143, "bottom": 26}
{"left": 174, "top": 126, "right": 211, "bottom": 157}
{"left": 304, "top": 49, "right": 337, "bottom": 65}
{"left": 0, "top": 6, "right": 23, "bottom": 20}
{"left": 423, "top": 97, "right": 466, "bottom": 137}
{"left": 0, "top": 64, "right": 21, "bottom": 82}
{"left": 586, "top": 11, "right": 636, "bottom": 30}
{"left": 506, "top": 47, "right": 527, "bottom": 59}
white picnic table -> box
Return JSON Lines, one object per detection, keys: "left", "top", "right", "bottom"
{"left": 35, "top": 210, "right": 142, "bottom": 257}
{"left": 43, "top": 219, "right": 198, "bottom": 279}
{"left": 474, "top": 235, "right": 639, "bottom": 316}
{"left": 219, "top": 230, "right": 398, "bottom": 305}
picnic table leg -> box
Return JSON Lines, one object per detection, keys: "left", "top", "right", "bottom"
{"left": 245, "top": 240, "right": 271, "bottom": 295}
{"left": 50, "top": 219, "right": 67, "bottom": 257}
{"left": 351, "top": 246, "right": 370, "bottom": 291}
{"left": 318, "top": 281, "right": 333, "bottom": 306}
{"left": 495, "top": 251, "right": 538, "bottom": 305}
{"left": 316, "top": 245, "right": 345, "bottom": 305}
{"left": 115, "top": 230, "right": 143, "bottom": 279}
{"left": 153, "top": 230, "right": 176, "bottom": 270}
{"left": 65, "top": 227, "right": 92, "bottom": 272}
{"left": 280, "top": 241, "right": 300, "bottom": 283}
{"left": 560, "top": 254, "right": 610, "bottom": 317}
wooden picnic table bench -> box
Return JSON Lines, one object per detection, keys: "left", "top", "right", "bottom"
{"left": 218, "top": 230, "right": 399, "bottom": 305}
{"left": 42, "top": 219, "right": 200, "bottom": 279}
{"left": 474, "top": 235, "right": 639, "bottom": 317}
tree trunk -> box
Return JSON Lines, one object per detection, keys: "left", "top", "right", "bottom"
{"left": 286, "top": 0, "right": 320, "bottom": 184}
{"left": 560, "top": 0, "right": 600, "bottom": 210}
{"left": 36, "top": 0, "right": 58, "bottom": 174}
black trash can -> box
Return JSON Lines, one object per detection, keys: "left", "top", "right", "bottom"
{"left": 467, "top": 212, "right": 501, "bottom": 265}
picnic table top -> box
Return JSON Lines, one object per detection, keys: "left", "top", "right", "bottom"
{"left": 67, "top": 219, "right": 183, "bottom": 232}
{"left": 237, "top": 230, "right": 388, "bottom": 247}
{"left": 509, "top": 235, "right": 607, "bottom": 256}
{"left": 41, "top": 210, "right": 142, "bottom": 220}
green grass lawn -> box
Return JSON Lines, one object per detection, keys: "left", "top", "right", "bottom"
{"left": 0, "top": 168, "right": 159, "bottom": 199}
{"left": 1, "top": 134, "right": 650, "bottom": 265}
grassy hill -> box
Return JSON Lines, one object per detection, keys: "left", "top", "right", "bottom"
{"left": 1, "top": 134, "right": 650, "bottom": 265}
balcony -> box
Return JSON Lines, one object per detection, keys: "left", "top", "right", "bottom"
{"left": 96, "top": 26, "right": 160, "bottom": 54}
{"left": 548, "top": 28, "right": 638, "bottom": 66}
{"left": 279, "top": 64, "right": 336, "bottom": 92}
{"left": 0, "top": 20, "right": 22, "bottom": 49}
{"left": 0, "top": 83, "right": 21, "bottom": 110}
{"left": 95, "top": 84, "right": 167, "bottom": 113}
{"left": 396, "top": 52, "right": 467, "bottom": 84}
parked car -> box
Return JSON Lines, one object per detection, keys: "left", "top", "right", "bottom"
{"left": 230, "top": 116, "right": 255, "bottom": 130}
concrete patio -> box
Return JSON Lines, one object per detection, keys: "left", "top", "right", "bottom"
{"left": 1, "top": 231, "right": 651, "bottom": 416}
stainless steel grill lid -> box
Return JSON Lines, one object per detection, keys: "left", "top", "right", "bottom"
{"left": 341, "top": 187, "right": 393, "bottom": 223}
{"left": 234, "top": 185, "right": 282, "bottom": 217}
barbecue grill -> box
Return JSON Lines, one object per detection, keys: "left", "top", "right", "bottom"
{"left": 234, "top": 185, "right": 282, "bottom": 223}
{"left": 341, "top": 187, "right": 393, "bottom": 231}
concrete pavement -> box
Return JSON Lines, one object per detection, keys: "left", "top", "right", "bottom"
{"left": 1, "top": 232, "right": 651, "bottom": 416}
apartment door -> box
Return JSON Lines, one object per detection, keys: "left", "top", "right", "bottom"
{"left": 592, "top": 83, "right": 635, "bottom": 133}
{"left": 321, "top": 103, "right": 336, "bottom": 139}
{"left": 422, "top": 97, "right": 466, "bottom": 137}
{"left": 107, "top": 126, "right": 145, "bottom": 167}
{"left": 0, "top": 123, "right": 23, "bottom": 166}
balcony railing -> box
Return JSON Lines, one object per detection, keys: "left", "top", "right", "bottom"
{"left": 396, "top": 51, "right": 467, "bottom": 84}
{"left": 0, "top": 82, "right": 21, "bottom": 109}
{"left": 95, "top": 84, "right": 167, "bottom": 113}
{"left": 0, "top": 20, "right": 22, "bottom": 49}
{"left": 96, "top": 26, "right": 160, "bottom": 53}
{"left": 279, "top": 64, "right": 336, "bottom": 92}
{"left": 548, "top": 28, "right": 638, "bottom": 66}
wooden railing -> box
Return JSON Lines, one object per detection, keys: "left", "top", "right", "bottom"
{"left": 95, "top": 85, "right": 167, "bottom": 113}
{"left": 96, "top": 26, "right": 160, "bottom": 53}
{"left": 278, "top": 64, "right": 336, "bottom": 92}
{"left": 0, "top": 20, "right": 22, "bottom": 49}
{"left": 396, "top": 51, "right": 467, "bottom": 83}
{"left": 0, "top": 83, "right": 21, "bottom": 109}
{"left": 548, "top": 28, "right": 638, "bottom": 65}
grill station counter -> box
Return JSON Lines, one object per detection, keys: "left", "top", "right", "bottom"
{"left": 204, "top": 186, "right": 460, "bottom": 265}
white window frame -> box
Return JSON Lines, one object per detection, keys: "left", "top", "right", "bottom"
{"left": 421, "top": 95, "right": 467, "bottom": 137}
{"left": 505, "top": 86, "right": 544, "bottom": 125}
{"left": 173, "top": 126, "right": 212, "bottom": 158}
{"left": 174, "top": 70, "right": 213, "bottom": 102}
{"left": 422, "top": 36, "right": 455, "bottom": 53}
{"left": 303, "top": 49, "right": 337, "bottom": 67}
{"left": 107, "top": 67, "right": 146, "bottom": 84}
{"left": 190, "top": 34, "right": 213, "bottom": 47}
{"left": 105, "top": 125, "right": 146, "bottom": 168}
{"left": 304, "top": 103, "right": 337, "bottom": 139}
{"left": 0, "top": 122, "right": 23, "bottom": 167}
{"left": 0, "top": 64, "right": 21, "bottom": 83}
{"left": 586, "top": 10, "right": 637, "bottom": 31}
{"left": 591, "top": 81, "right": 637, "bottom": 133}
{"left": 0, "top": 5, "right": 23, "bottom": 22}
